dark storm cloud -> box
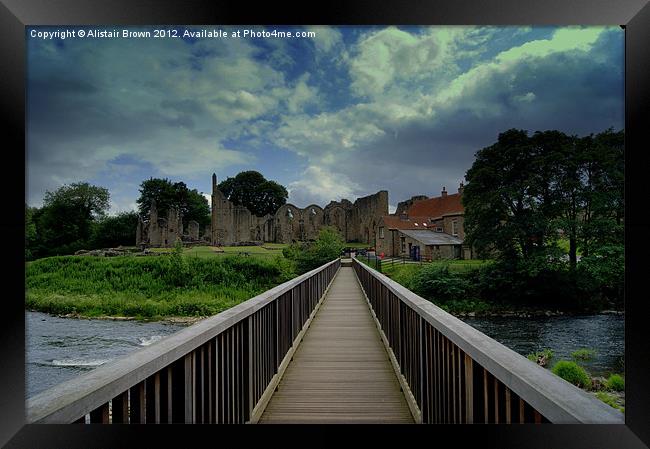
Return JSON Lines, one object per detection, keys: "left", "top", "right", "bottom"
{"left": 315, "top": 28, "right": 623, "bottom": 206}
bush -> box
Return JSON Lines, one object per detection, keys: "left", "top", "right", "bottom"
{"left": 411, "top": 265, "right": 472, "bottom": 303}
{"left": 283, "top": 227, "right": 344, "bottom": 274}
{"left": 605, "top": 374, "right": 625, "bottom": 392}
{"left": 552, "top": 360, "right": 591, "bottom": 388}
{"left": 470, "top": 257, "right": 609, "bottom": 310}
{"left": 577, "top": 245, "right": 624, "bottom": 306}
{"left": 527, "top": 348, "right": 554, "bottom": 364}
{"left": 571, "top": 348, "right": 597, "bottom": 362}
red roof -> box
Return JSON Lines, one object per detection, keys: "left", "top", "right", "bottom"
{"left": 407, "top": 192, "right": 463, "bottom": 218}
{"left": 380, "top": 215, "right": 434, "bottom": 230}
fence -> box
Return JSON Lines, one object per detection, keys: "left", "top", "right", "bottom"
{"left": 27, "top": 258, "right": 341, "bottom": 424}
{"left": 352, "top": 258, "right": 623, "bottom": 424}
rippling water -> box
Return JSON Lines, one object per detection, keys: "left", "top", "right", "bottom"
{"left": 26, "top": 311, "right": 624, "bottom": 399}
{"left": 460, "top": 314, "right": 624, "bottom": 376}
{"left": 26, "top": 311, "right": 188, "bottom": 398}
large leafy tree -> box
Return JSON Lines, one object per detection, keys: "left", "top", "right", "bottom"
{"left": 31, "top": 182, "right": 110, "bottom": 257}
{"left": 577, "top": 129, "right": 624, "bottom": 256}
{"left": 218, "top": 171, "right": 288, "bottom": 216}
{"left": 137, "top": 178, "right": 210, "bottom": 228}
{"left": 463, "top": 129, "right": 551, "bottom": 260}
{"left": 463, "top": 128, "right": 623, "bottom": 268}
{"left": 90, "top": 211, "right": 140, "bottom": 248}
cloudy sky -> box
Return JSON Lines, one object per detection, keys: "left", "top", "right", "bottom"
{"left": 27, "top": 25, "right": 623, "bottom": 214}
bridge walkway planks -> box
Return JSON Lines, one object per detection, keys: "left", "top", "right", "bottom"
{"left": 259, "top": 266, "right": 414, "bottom": 424}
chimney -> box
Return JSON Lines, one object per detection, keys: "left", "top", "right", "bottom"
{"left": 458, "top": 182, "right": 464, "bottom": 194}
{"left": 212, "top": 173, "right": 217, "bottom": 190}
{"left": 441, "top": 186, "right": 447, "bottom": 198}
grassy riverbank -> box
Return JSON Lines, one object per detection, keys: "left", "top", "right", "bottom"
{"left": 26, "top": 254, "right": 296, "bottom": 320}
{"left": 360, "top": 256, "right": 622, "bottom": 315}
{"left": 147, "top": 244, "right": 289, "bottom": 259}
{"left": 526, "top": 349, "right": 625, "bottom": 413}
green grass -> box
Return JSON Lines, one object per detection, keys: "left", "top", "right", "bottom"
{"left": 150, "top": 245, "right": 290, "bottom": 259}
{"left": 361, "top": 259, "right": 495, "bottom": 314}
{"left": 572, "top": 348, "right": 597, "bottom": 362}
{"left": 552, "top": 360, "right": 591, "bottom": 388}
{"left": 527, "top": 349, "right": 554, "bottom": 363}
{"left": 26, "top": 254, "right": 296, "bottom": 320}
{"left": 605, "top": 374, "right": 625, "bottom": 392}
{"left": 345, "top": 242, "right": 372, "bottom": 249}
{"left": 595, "top": 391, "right": 624, "bottom": 412}
{"left": 377, "top": 258, "right": 491, "bottom": 276}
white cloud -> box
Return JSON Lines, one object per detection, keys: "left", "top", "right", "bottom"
{"left": 306, "top": 26, "right": 343, "bottom": 53}
{"left": 287, "top": 166, "right": 363, "bottom": 207}
{"left": 285, "top": 73, "right": 320, "bottom": 114}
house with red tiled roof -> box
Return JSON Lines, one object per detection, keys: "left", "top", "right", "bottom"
{"left": 375, "top": 184, "right": 472, "bottom": 260}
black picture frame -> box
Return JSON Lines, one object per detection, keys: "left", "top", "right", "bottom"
{"left": 2, "top": 1, "right": 648, "bottom": 447}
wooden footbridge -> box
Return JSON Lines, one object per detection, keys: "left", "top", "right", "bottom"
{"left": 27, "top": 259, "right": 623, "bottom": 425}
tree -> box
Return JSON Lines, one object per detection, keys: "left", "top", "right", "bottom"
{"left": 217, "top": 171, "right": 288, "bottom": 217}
{"left": 137, "top": 178, "right": 210, "bottom": 228}
{"left": 25, "top": 204, "right": 38, "bottom": 260}
{"left": 33, "top": 182, "right": 110, "bottom": 257}
{"left": 577, "top": 129, "right": 624, "bottom": 257}
{"left": 90, "top": 211, "right": 139, "bottom": 248}
{"left": 464, "top": 128, "right": 624, "bottom": 268}
{"left": 463, "top": 129, "right": 552, "bottom": 261}
{"left": 283, "top": 227, "right": 344, "bottom": 274}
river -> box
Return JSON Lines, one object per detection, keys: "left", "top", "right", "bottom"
{"left": 26, "top": 311, "right": 188, "bottom": 398}
{"left": 25, "top": 311, "right": 624, "bottom": 399}
{"left": 460, "top": 314, "right": 624, "bottom": 377}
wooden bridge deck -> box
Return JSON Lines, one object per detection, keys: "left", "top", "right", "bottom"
{"left": 259, "top": 267, "right": 414, "bottom": 423}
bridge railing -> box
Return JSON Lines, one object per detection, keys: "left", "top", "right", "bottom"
{"left": 27, "top": 258, "right": 341, "bottom": 424}
{"left": 352, "top": 258, "right": 624, "bottom": 424}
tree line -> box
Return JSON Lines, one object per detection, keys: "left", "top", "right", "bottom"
{"left": 26, "top": 171, "right": 289, "bottom": 260}
{"left": 462, "top": 127, "right": 624, "bottom": 308}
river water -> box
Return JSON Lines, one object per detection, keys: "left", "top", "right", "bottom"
{"left": 25, "top": 311, "right": 624, "bottom": 399}
{"left": 26, "top": 311, "right": 188, "bottom": 398}
{"left": 460, "top": 314, "right": 624, "bottom": 377}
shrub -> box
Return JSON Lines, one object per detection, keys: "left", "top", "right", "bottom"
{"left": 411, "top": 265, "right": 472, "bottom": 303}
{"left": 527, "top": 349, "right": 554, "bottom": 364}
{"left": 605, "top": 374, "right": 625, "bottom": 392}
{"left": 283, "top": 227, "right": 344, "bottom": 274}
{"left": 577, "top": 245, "right": 624, "bottom": 306}
{"left": 551, "top": 360, "right": 591, "bottom": 388}
{"left": 571, "top": 348, "right": 597, "bottom": 362}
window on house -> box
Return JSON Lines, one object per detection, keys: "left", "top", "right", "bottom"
{"left": 379, "top": 226, "right": 384, "bottom": 239}
{"left": 400, "top": 236, "right": 406, "bottom": 252}
{"left": 452, "top": 220, "right": 458, "bottom": 236}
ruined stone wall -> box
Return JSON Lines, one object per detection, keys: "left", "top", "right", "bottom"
{"left": 303, "top": 205, "right": 324, "bottom": 240}
{"left": 232, "top": 205, "right": 252, "bottom": 243}
{"left": 395, "top": 195, "right": 428, "bottom": 216}
{"left": 135, "top": 200, "right": 184, "bottom": 248}
{"left": 251, "top": 214, "right": 273, "bottom": 242}
{"left": 347, "top": 190, "right": 388, "bottom": 244}
{"left": 323, "top": 205, "right": 348, "bottom": 240}
{"left": 188, "top": 221, "right": 200, "bottom": 240}
{"left": 274, "top": 204, "right": 303, "bottom": 243}
{"left": 209, "top": 173, "right": 388, "bottom": 245}
{"left": 212, "top": 177, "right": 235, "bottom": 246}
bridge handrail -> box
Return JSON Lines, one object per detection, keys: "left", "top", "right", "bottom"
{"left": 353, "top": 257, "right": 623, "bottom": 424}
{"left": 27, "top": 258, "right": 341, "bottom": 424}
